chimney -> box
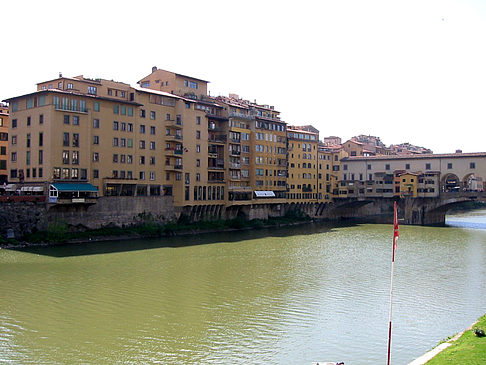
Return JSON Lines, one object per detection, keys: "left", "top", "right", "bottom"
{"left": 455, "top": 149, "right": 462, "bottom": 154}
{"left": 152, "top": 66, "right": 157, "bottom": 73}
{"left": 59, "top": 72, "right": 62, "bottom": 77}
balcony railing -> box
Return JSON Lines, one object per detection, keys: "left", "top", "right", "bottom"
{"left": 54, "top": 104, "right": 88, "bottom": 113}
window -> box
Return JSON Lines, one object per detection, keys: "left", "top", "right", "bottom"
{"left": 94, "top": 102, "right": 100, "bottom": 112}
{"left": 150, "top": 171, "right": 155, "bottom": 180}
{"left": 426, "top": 163, "right": 431, "bottom": 170}
{"left": 39, "top": 114, "right": 44, "bottom": 124}
{"left": 93, "top": 119, "right": 100, "bottom": 128}
{"left": 63, "top": 133, "right": 70, "bottom": 146}
{"left": 11, "top": 119, "right": 17, "bottom": 128}
{"left": 196, "top": 130, "right": 201, "bottom": 139}
{"left": 113, "top": 105, "right": 119, "bottom": 114}
{"left": 39, "top": 132, "right": 43, "bottom": 147}
{"left": 67, "top": 83, "right": 73, "bottom": 89}
{"left": 38, "top": 150, "right": 43, "bottom": 164}
{"left": 470, "top": 162, "right": 476, "bottom": 169}
{"left": 150, "top": 111, "right": 156, "bottom": 120}
{"left": 27, "top": 116, "right": 31, "bottom": 126}
{"left": 121, "top": 105, "right": 126, "bottom": 115}
{"left": 88, "top": 86, "right": 97, "bottom": 95}
{"left": 447, "top": 163, "right": 453, "bottom": 169}
{"left": 139, "top": 171, "right": 145, "bottom": 180}
{"left": 150, "top": 126, "right": 156, "bottom": 135}
{"left": 120, "top": 122, "right": 126, "bottom": 131}
{"left": 93, "top": 169, "right": 99, "bottom": 178}
{"left": 113, "top": 121, "right": 119, "bottom": 130}
{"left": 62, "top": 151, "right": 69, "bottom": 164}
{"left": 196, "top": 144, "right": 201, "bottom": 153}
{"left": 150, "top": 141, "right": 156, "bottom": 150}
{"left": 140, "top": 125, "right": 146, "bottom": 134}
{"left": 196, "top": 159, "right": 200, "bottom": 167}
{"left": 385, "top": 164, "right": 390, "bottom": 170}
{"left": 128, "top": 123, "right": 133, "bottom": 132}
{"left": 26, "top": 133, "right": 31, "bottom": 148}
{"left": 73, "top": 133, "right": 79, "bottom": 147}
{"left": 73, "top": 116, "right": 79, "bottom": 125}
{"left": 93, "top": 152, "right": 99, "bottom": 162}
{"left": 140, "top": 109, "right": 146, "bottom": 118}
{"left": 113, "top": 154, "right": 118, "bottom": 163}
{"left": 72, "top": 151, "right": 79, "bottom": 165}
{"left": 113, "top": 137, "right": 119, "bottom": 147}
{"left": 64, "top": 115, "right": 70, "bottom": 124}
{"left": 196, "top": 116, "right": 201, "bottom": 125}
{"left": 11, "top": 152, "right": 17, "bottom": 162}
{"left": 139, "top": 140, "right": 145, "bottom": 149}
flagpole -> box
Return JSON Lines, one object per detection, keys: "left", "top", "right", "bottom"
{"left": 387, "top": 201, "right": 399, "bottom": 365}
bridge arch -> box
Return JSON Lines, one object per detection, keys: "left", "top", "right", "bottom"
{"left": 462, "top": 173, "right": 479, "bottom": 191}
{"left": 441, "top": 173, "right": 460, "bottom": 192}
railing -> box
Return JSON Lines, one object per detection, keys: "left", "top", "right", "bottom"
{"left": 230, "top": 163, "right": 241, "bottom": 169}
{"left": 54, "top": 104, "right": 88, "bottom": 113}
{"left": 229, "top": 111, "right": 253, "bottom": 120}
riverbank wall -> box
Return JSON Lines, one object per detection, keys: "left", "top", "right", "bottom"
{"left": 2, "top": 196, "right": 468, "bottom": 240}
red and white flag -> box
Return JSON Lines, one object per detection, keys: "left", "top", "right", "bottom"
{"left": 392, "top": 202, "right": 399, "bottom": 262}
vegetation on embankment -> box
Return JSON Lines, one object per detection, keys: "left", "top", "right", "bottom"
{"left": 425, "top": 314, "right": 486, "bottom": 364}
{"left": 1, "top": 210, "right": 312, "bottom": 247}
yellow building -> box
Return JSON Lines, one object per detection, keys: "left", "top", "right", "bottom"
{"left": 0, "top": 103, "right": 8, "bottom": 184}
{"left": 287, "top": 126, "right": 319, "bottom": 202}
{"left": 399, "top": 172, "right": 419, "bottom": 197}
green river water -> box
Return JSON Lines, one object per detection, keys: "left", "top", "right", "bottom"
{"left": 1, "top": 210, "right": 485, "bottom": 364}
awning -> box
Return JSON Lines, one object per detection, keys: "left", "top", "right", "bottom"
{"left": 4, "top": 184, "right": 16, "bottom": 191}
{"left": 254, "top": 190, "right": 276, "bottom": 198}
{"left": 50, "top": 183, "right": 98, "bottom": 192}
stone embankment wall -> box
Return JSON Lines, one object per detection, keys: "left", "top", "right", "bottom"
{"left": 0, "top": 196, "right": 180, "bottom": 239}
{"left": 48, "top": 196, "right": 180, "bottom": 228}
{"left": 0, "top": 202, "right": 49, "bottom": 238}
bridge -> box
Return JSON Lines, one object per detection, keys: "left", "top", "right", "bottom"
{"left": 314, "top": 191, "right": 486, "bottom": 226}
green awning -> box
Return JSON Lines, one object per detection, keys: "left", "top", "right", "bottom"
{"left": 50, "top": 183, "right": 98, "bottom": 192}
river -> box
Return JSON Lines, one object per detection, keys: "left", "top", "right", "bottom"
{"left": 1, "top": 210, "right": 485, "bottom": 364}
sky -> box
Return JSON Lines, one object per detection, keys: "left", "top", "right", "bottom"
{"left": 2, "top": 0, "right": 486, "bottom": 153}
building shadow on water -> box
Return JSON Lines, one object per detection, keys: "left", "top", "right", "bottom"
{"left": 12, "top": 220, "right": 360, "bottom": 258}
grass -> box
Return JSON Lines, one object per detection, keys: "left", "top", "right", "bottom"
{"left": 425, "top": 314, "right": 486, "bottom": 364}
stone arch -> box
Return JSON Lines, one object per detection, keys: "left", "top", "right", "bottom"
{"left": 441, "top": 173, "right": 460, "bottom": 192}
{"left": 462, "top": 173, "right": 478, "bottom": 191}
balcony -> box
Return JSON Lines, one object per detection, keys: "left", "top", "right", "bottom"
{"left": 228, "top": 186, "right": 252, "bottom": 191}
{"left": 165, "top": 148, "right": 183, "bottom": 156}
{"left": 208, "top": 165, "right": 225, "bottom": 170}
{"left": 54, "top": 104, "right": 88, "bottom": 114}
{"left": 166, "top": 119, "right": 183, "bottom": 129}
{"left": 229, "top": 111, "right": 253, "bottom": 120}
{"left": 165, "top": 164, "right": 183, "bottom": 171}
{"left": 229, "top": 163, "right": 241, "bottom": 169}
{"left": 208, "top": 136, "right": 226, "bottom": 144}
{"left": 166, "top": 134, "right": 183, "bottom": 141}
{"left": 229, "top": 150, "right": 241, "bottom": 156}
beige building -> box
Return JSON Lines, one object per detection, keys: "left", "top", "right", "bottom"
{"left": 0, "top": 103, "right": 8, "bottom": 184}
{"left": 4, "top": 69, "right": 290, "bottom": 209}
{"left": 340, "top": 152, "right": 486, "bottom": 199}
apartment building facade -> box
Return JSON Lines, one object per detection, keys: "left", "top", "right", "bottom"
{"left": 0, "top": 103, "right": 8, "bottom": 184}
{"left": 287, "top": 126, "right": 319, "bottom": 202}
